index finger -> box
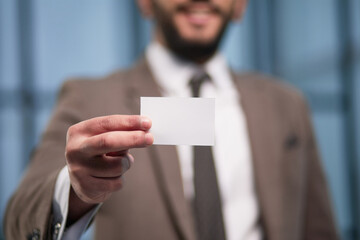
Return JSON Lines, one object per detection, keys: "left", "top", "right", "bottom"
{"left": 74, "top": 115, "right": 152, "bottom": 136}
{"left": 81, "top": 130, "right": 154, "bottom": 156}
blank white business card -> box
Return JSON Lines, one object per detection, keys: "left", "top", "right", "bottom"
{"left": 140, "top": 97, "right": 215, "bottom": 146}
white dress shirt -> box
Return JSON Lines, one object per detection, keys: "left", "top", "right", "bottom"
{"left": 53, "top": 42, "right": 262, "bottom": 240}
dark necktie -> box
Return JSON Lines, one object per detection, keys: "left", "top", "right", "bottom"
{"left": 189, "top": 70, "right": 226, "bottom": 240}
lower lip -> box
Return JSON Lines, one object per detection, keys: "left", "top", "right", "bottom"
{"left": 184, "top": 12, "right": 213, "bottom": 26}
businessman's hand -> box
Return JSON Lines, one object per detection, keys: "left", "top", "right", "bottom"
{"left": 65, "top": 115, "right": 153, "bottom": 222}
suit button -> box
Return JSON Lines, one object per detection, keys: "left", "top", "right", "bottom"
{"left": 54, "top": 223, "right": 61, "bottom": 234}
{"left": 53, "top": 222, "right": 62, "bottom": 239}
{"left": 27, "top": 228, "right": 40, "bottom": 240}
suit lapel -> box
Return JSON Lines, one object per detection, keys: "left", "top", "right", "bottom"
{"left": 125, "top": 58, "right": 197, "bottom": 240}
{"left": 233, "top": 74, "right": 285, "bottom": 240}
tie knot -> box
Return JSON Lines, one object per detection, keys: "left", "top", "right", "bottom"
{"left": 189, "top": 70, "right": 210, "bottom": 97}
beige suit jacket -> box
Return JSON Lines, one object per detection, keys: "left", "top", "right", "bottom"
{"left": 4, "top": 59, "right": 338, "bottom": 240}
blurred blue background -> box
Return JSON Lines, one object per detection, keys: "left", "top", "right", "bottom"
{"left": 1, "top": 0, "right": 359, "bottom": 239}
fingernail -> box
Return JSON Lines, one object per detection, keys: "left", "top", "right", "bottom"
{"left": 121, "top": 154, "right": 133, "bottom": 173}
{"left": 127, "top": 153, "right": 134, "bottom": 167}
{"left": 145, "top": 132, "right": 154, "bottom": 145}
{"left": 140, "top": 116, "right": 152, "bottom": 130}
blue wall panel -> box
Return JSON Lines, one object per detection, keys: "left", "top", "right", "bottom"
{"left": 1, "top": 1, "right": 359, "bottom": 239}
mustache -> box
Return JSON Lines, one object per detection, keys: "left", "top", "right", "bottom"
{"left": 175, "top": 2, "right": 224, "bottom": 16}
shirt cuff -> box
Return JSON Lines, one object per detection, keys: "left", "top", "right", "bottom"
{"left": 52, "top": 166, "right": 101, "bottom": 240}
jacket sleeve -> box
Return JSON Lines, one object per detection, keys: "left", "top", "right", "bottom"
{"left": 300, "top": 99, "right": 339, "bottom": 240}
{"left": 4, "top": 80, "right": 87, "bottom": 240}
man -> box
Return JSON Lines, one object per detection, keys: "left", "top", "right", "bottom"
{"left": 4, "top": 0, "right": 338, "bottom": 239}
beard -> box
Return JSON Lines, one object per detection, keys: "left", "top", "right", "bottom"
{"left": 151, "top": 0, "right": 232, "bottom": 63}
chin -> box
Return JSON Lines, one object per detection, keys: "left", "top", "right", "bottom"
{"left": 178, "top": 27, "right": 221, "bottom": 44}
{"left": 168, "top": 38, "right": 219, "bottom": 63}
{"left": 179, "top": 33, "right": 220, "bottom": 47}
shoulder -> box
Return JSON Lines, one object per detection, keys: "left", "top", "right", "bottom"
{"left": 233, "top": 72, "right": 314, "bottom": 139}
{"left": 60, "top": 69, "right": 130, "bottom": 93}
{"left": 53, "top": 60, "right": 150, "bottom": 118}
{"left": 58, "top": 61, "right": 143, "bottom": 101}
{"left": 233, "top": 71, "right": 306, "bottom": 107}
{"left": 60, "top": 58, "right": 149, "bottom": 95}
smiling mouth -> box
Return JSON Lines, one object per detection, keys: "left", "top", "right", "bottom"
{"left": 188, "top": 8, "right": 212, "bottom": 18}
{"left": 179, "top": 4, "right": 220, "bottom": 26}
